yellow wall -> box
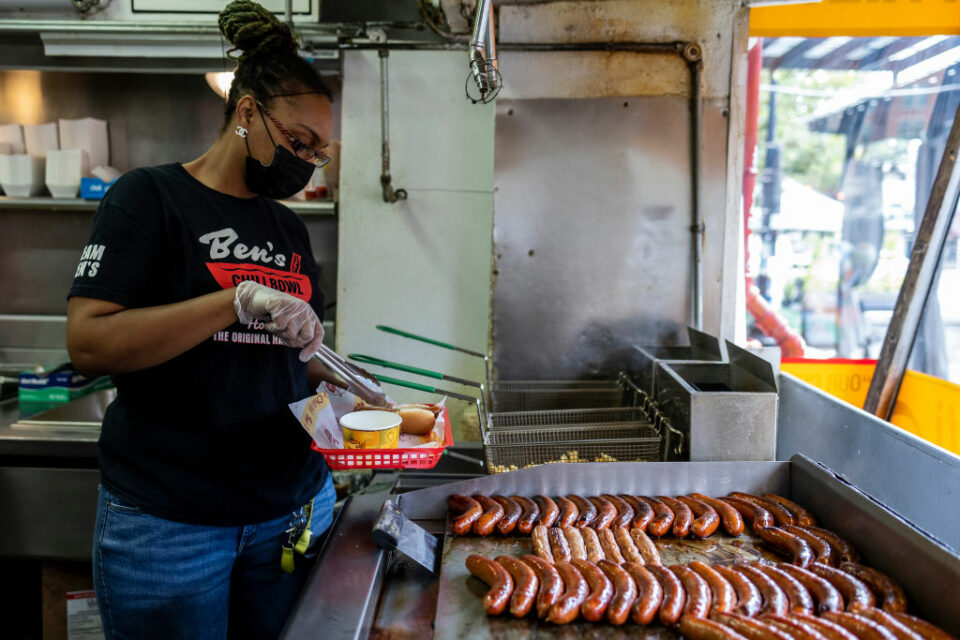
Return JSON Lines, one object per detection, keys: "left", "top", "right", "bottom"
{"left": 751, "top": 0, "right": 960, "bottom": 37}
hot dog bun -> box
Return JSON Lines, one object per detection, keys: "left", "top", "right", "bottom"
{"left": 399, "top": 406, "right": 436, "bottom": 435}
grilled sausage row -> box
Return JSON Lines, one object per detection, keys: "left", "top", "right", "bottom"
{"left": 449, "top": 492, "right": 861, "bottom": 566}
{"left": 465, "top": 555, "right": 949, "bottom": 638}
{"left": 450, "top": 492, "right": 815, "bottom": 538}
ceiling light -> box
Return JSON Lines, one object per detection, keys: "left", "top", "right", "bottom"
{"left": 205, "top": 71, "right": 234, "bottom": 99}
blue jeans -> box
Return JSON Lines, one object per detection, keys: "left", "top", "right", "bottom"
{"left": 92, "top": 475, "right": 335, "bottom": 640}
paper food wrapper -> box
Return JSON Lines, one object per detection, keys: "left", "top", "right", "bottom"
{"left": 289, "top": 382, "right": 447, "bottom": 450}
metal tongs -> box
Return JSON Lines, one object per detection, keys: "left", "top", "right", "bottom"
{"left": 313, "top": 344, "right": 394, "bottom": 408}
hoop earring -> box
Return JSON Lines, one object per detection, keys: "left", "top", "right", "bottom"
{"left": 234, "top": 126, "right": 248, "bottom": 138}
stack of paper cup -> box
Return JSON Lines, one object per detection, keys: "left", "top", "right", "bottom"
{"left": 0, "top": 124, "right": 25, "bottom": 155}
{"left": 23, "top": 122, "right": 59, "bottom": 157}
{"left": 46, "top": 149, "right": 89, "bottom": 198}
{"left": 0, "top": 154, "right": 46, "bottom": 196}
{"left": 59, "top": 118, "right": 108, "bottom": 170}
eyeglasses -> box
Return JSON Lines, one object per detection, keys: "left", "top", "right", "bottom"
{"left": 255, "top": 100, "right": 331, "bottom": 168}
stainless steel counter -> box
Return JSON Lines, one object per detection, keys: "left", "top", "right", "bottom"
{"left": 284, "top": 456, "right": 960, "bottom": 639}
{"left": 0, "top": 391, "right": 110, "bottom": 459}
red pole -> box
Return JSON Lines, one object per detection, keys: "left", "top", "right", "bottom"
{"left": 742, "top": 37, "right": 805, "bottom": 357}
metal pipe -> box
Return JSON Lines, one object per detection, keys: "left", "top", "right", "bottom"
{"left": 468, "top": 0, "right": 498, "bottom": 103}
{"left": 864, "top": 99, "right": 960, "bottom": 420}
{"left": 285, "top": 0, "right": 293, "bottom": 28}
{"left": 379, "top": 49, "right": 407, "bottom": 204}
{"left": 685, "top": 45, "right": 704, "bottom": 331}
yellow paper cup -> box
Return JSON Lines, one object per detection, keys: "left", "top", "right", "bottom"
{"left": 339, "top": 410, "right": 402, "bottom": 450}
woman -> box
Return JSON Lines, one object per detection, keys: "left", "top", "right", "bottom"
{"left": 66, "top": 2, "right": 338, "bottom": 637}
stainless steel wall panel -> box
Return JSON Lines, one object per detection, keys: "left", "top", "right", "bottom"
{"left": 492, "top": 96, "right": 703, "bottom": 379}
{"left": 778, "top": 372, "right": 960, "bottom": 552}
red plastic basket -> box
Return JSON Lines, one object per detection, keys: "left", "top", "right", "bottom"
{"left": 311, "top": 406, "right": 453, "bottom": 470}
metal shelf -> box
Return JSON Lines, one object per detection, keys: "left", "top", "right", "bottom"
{"left": 0, "top": 196, "right": 337, "bottom": 216}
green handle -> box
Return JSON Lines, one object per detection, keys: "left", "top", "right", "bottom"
{"left": 349, "top": 354, "right": 444, "bottom": 381}
{"left": 374, "top": 374, "right": 440, "bottom": 394}
{"left": 376, "top": 325, "right": 459, "bottom": 351}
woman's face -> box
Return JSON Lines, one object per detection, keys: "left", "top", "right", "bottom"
{"left": 242, "top": 93, "right": 334, "bottom": 168}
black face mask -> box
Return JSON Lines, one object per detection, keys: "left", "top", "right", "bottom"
{"left": 243, "top": 105, "right": 315, "bottom": 200}
{"left": 244, "top": 145, "right": 315, "bottom": 200}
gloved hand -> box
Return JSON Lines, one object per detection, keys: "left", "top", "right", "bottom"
{"left": 234, "top": 281, "right": 324, "bottom": 362}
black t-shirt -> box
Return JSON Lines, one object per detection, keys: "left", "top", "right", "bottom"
{"left": 69, "top": 163, "right": 329, "bottom": 526}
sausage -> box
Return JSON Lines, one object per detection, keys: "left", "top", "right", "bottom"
{"left": 891, "top": 613, "right": 960, "bottom": 640}
{"left": 789, "top": 527, "right": 840, "bottom": 566}
{"left": 839, "top": 562, "right": 907, "bottom": 613}
{"left": 614, "top": 526, "right": 645, "bottom": 565}
{"left": 679, "top": 495, "right": 722, "bottom": 538}
{"left": 531, "top": 524, "right": 554, "bottom": 563}
{"left": 809, "top": 562, "right": 875, "bottom": 611}
{"left": 448, "top": 494, "right": 483, "bottom": 536}
{"left": 857, "top": 608, "right": 925, "bottom": 640}
{"left": 680, "top": 615, "right": 751, "bottom": 640}
{"left": 672, "top": 564, "right": 713, "bottom": 618}
{"left": 495, "top": 555, "right": 538, "bottom": 618}
{"left": 758, "top": 526, "right": 815, "bottom": 567}
{"left": 491, "top": 495, "right": 522, "bottom": 536}
{"left": 776, "top": 563, "right": 844, "bottom": 613}
{"left": 762, "top": 615, "right": 831, "bottom": 640}
{"left": 713, "top": 612, "right": 795, "bottom": 640}
{"left": 630, "top": 527, "right": 663, "bottom": 565}
{"left": 472, "top": 494, "right": 505, "bottom": 536}
{"left": 640, "top": 496, "right": 675, "bottom": 537}
{"left": 823, "top": 612, "right": 898, "bottom": 640}
{"left": 533, "top": 495, "right": 559, "bottom": 528}
{"left": 691, "top": 493, "right": 746, "bottom": 536}
{"left": 735, "top": 564, "right": 788, "bottom": 616}
{"left": 754, "top": 563, "right": 814, "bottom": 615}
{"left": 597, "top": 528, "right": 626, "bottom": 565}
{"left": 723, "top": 496, "right": 775, "bottom": 531}
{"left": 658, "top": 495, "right": 694, "bottom": 538}
{"left": 554, "top": 495, "right": 579, "bottom": 528}
{"left": 581, "top": 526, "right": 605, "bottom": 563}
{"left": 598, "top": 559, "right": 638, "bottom": 625}
{"left": 589, "top": 495, "right": 618, "bottom": 530}
{"left": 783, "top": 524, "right": 837, "bottom": 566}
{"left": 801, "top": 526, "right": 860, "bottom": 563}
{"left": 548, "top": 560, "right": 589, "bottom": 625}
{"left": 549, "top": 526, "right": 572, "bottom": 563}
{"left": 511, "top": 495, "right": 540, "bottom": 535}
{"left": 567, "top": 494, "right": 598, "bottom": 528}
{"left": 762, "top": 494, "right": 817, "bottom": 527}
{"left": 689, "top": 561, "right": 737, "bottom": 614}
{"left": 649, "top": 564, "right": 686, "bottom": 626}
{"left": 465, "top": 554, "right": 513, "bottom": 616}
{"left": 624, "top": 562, "right": 663, "bottom": 625}
{"left": 715, "top": 564, "right": 763, "bottom": 617}
{"left": 620, "top": 494, "right": 655, "bottom": 531}
{"left": 520, "top": 554, "right": 563, "bottom": 619}
{"left": 602, "top": 493, "right": 635, "bottom": 529}
{"left": 571, "top": 558, "right": 615, "bottom": 622}
{"left": 730, "top": 493, "right": 796, "bottom": 527}
{"left": 562, "top": 525, "right": 587, "bottom": 561}
{"left": 794, "top": 613, "right": 862, "bottom": 640}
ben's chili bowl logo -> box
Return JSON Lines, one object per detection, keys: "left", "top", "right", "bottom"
{"left": 199, "top": 227, "right": 312, "bottom": 302}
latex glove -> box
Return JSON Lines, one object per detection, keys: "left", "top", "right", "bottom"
{"left": 234, "top": 281, "right": 324, "bottom": 362}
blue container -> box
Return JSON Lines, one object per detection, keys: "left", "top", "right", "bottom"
{"left": 80, "top": 177, "right": 117, "bottom": 200}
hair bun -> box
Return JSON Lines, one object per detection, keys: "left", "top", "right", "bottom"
{"left": 219, "top": 0, "right": 298, "bottom": 60}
